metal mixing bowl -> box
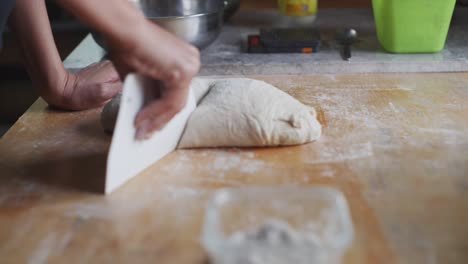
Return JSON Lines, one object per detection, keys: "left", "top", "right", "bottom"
{"left": 93, "top": 0, "right": 224, "bottom": 50}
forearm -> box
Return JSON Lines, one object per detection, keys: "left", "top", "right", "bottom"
{"left": 56, "top": 0, "right": 146, "bottom": 48}
{"left": 9, "top": 0, "right": 68, "bottom": 102}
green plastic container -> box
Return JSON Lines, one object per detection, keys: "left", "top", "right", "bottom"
{"left": 372, "top": 0, "right": 456, "bottom": 53}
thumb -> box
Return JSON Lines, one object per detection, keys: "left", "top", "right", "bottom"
{"left": 134, "top": 80, "right": 190, "bottom": 140}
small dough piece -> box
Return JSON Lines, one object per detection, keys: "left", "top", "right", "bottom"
{"left": 101, "top": 94, "right": 121, "bottom": 133}
{"left": 178, "top": 78, "right": 321, "bottom": 148}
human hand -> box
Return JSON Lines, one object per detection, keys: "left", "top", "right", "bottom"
{"left": 45, "top": 60, "right": 122, "bottom": 110}
{"left": 52, "top": 0, "right": 200, "bottom": 139}
{"left": 8, "top": 0, "right": 123, "bottom": 112}
{"left": 105, "top": 20, "right": 200, "bottom": 140}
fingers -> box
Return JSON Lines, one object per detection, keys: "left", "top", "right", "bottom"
{"left": 134, "top": 79, "right": 190, "bottom": 140}
{"left": 132, "top": 43, "right": 199, "bottom": 140}
{"left": 104, "top": 21, "right": 201, "bottom": 139}
{"left": 77, "top": 61, "right": 122, "bottom": 109}
{"left": 73, "top": 79, "right": 122, "bottom": 110}
{"left": 52, "top": 61, "right": 123, "bottom": 111}
{"left": 138, "top": 24, "right": 201, "bottom": 82}
{"left": 132, "top": 44, "right": 198, "bottom": 139}
{"left": 135, "top": 44, "right": 200, "bottom": 85}
{"left": 99, "top": 60, "right": 121, "bottom": 82}
{"left": 135, "top": 100, "right": 180, "bottom": 140}
{"left": 96, "top": 80, "right": 122, "bottom": 103}
{"left": 89, "top": 61, "right": 123, "bottom": 106}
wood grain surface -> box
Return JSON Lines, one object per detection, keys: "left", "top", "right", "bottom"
{"left": 1, "top": 73, "right": 468, "bottom": 264}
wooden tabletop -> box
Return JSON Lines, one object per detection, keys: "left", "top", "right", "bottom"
{"left": 1, "top": 73, "right": 467, "bottom": 264}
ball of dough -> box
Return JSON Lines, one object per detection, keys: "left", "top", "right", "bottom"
{"left": 101, "top": 94, "right": 121, "bottom": 133}
{"left": 178, "top": 78, "right": 321, "bottom": 148}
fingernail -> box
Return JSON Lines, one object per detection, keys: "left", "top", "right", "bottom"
{"left": 135, "top": 120, "right": 151, "bottom": 140}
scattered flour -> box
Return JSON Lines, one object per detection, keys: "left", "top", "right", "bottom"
{"left": 417, "top": 128, "right": 468, "bottom": 145}
{"left": 165, "top": 186, "right": 205, "bottom": 200}
{"left": 160, "top": 150, "right": 264, "bottom": 180}
{"left": 28, "top": 231, "right": 74, "bottom": 264}
{"left": 388, "top": 102, "right": 400, "bottom": 113}
{"left": 320, "top": 170, "right": 335, "bottom": 178}
{"left": 206, "top": 151, "right": 268, "bottom": 177}
{"left": 28, "top": 233, "right": 57, "bottom": 264}
{"left": 306, "top": 142, "right": 374, "bottom": 164}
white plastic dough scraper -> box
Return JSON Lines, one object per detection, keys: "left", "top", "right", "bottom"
{"left": 105, "top": 74, "right": 196, "bottom": 194}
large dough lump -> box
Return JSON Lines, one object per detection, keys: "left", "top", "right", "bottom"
{"left": 178, "top": 78, "right": 321, "bottom": 148}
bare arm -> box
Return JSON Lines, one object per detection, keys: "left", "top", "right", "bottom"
{"left": 10, "top": 0, "right": 199, "bottom": 138}
{"left": 9, "top": 0, "right": 122, "bottom": 110}
{"left": 56, "top": 0, "right": 201, "bottom": 139}
{"left": 9, "top": 0, "right": 67, "bottom": 103}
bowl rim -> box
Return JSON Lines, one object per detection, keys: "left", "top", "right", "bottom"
{"left": 146, "top": 11, "right": 222, "bottom": 20}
